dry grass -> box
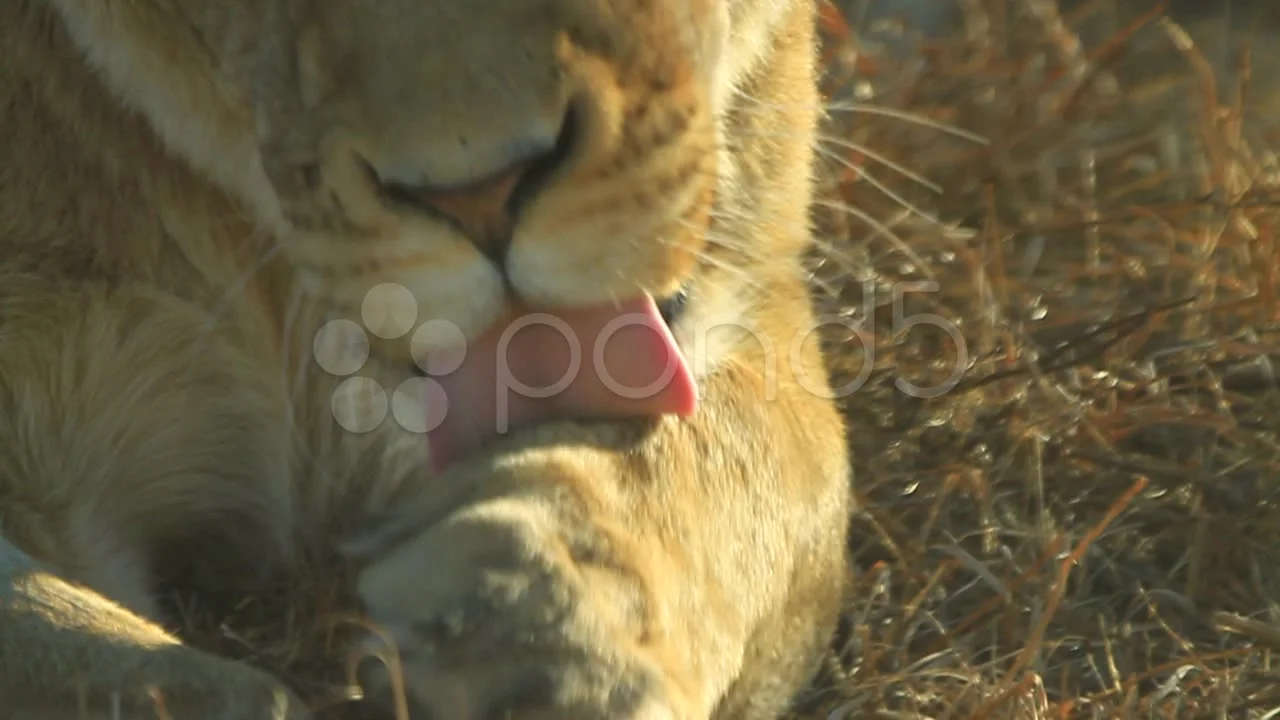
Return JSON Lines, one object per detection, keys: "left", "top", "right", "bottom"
{"left": 793, "top": 0, "right": 1280, "bottom": 717}
{"left": 178, "top": 1, "right": 1280, "bottom": 718}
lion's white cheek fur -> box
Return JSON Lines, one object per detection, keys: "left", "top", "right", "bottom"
{"left": 288, "top": 231, "right": 508, "bottom": 344}
{"left": 382, "top": 261, "right": 508, "bottom": 343}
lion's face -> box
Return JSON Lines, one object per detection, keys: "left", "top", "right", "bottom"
{"left": 229, "top": 0, "right": 764, "bottom": 343}
{"left": 47, "top": 0, "right": 806, "bottom": 349}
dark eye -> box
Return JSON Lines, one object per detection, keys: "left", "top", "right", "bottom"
{"left": 657, "top": 285, "right": 691, "bottom": 326}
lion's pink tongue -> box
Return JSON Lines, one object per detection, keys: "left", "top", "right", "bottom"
{"left": 425, "top": 296, "right": 697, "bottom": 470}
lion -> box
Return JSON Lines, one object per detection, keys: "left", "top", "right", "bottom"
{"left": 0, "top": 0, "right": 852, "bottom": 717}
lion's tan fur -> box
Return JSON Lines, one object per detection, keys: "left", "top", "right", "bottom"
{"left": 0, "top": 0, "right": 850, "bottom": 717}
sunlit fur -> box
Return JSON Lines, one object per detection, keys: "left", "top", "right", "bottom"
{"left": 0, "top": 0, "right": 850, "bottom": 718}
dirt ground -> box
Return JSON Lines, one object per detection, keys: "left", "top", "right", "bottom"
{"left": 181, "top": 2, "right": 1280, "bottom": 718}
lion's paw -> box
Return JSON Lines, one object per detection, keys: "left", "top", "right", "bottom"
{"left": 350, "top": 497, "right": 697, "bottom": 720}
{"left": 84, "top": 656, "right": 312, "bottom": 720}
{"left": 153, "top": 670, "right": 312, "bottom": 720}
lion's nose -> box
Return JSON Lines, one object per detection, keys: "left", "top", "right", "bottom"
{"left": 368, "top": 108, "right": 579, "bottom": 266}
{"left": 395, "top": 160, "right": 531, "bottom": 264}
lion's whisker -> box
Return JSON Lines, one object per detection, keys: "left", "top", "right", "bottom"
{"left": 200, "top": 236, "right": 284, "bottom": 334}
{"left": 824, "top": 101, "right": 990, "bottom": 144}
{"left": 811, "top": 197, "right": 938, "bottom": 281}
{"left": 811, "top": 145, "right": 944, "bottom": 227}
{"left": 814, "top": 133, "right": 943, "bottom": 193}
{"left": 729, "top": 89, "right": 988, "bottom": 143}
